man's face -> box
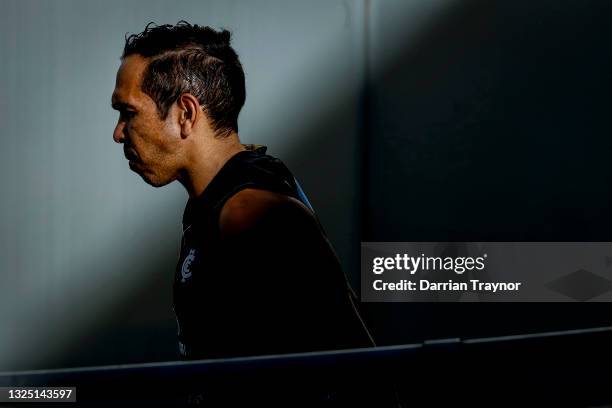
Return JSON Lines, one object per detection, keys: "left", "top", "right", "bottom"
{"left": 111, "top": 54, "right": 183, "bottom": 187}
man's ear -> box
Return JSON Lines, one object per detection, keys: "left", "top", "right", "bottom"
{"left": 176, "top": 93, "right": 201, "bottom": 138}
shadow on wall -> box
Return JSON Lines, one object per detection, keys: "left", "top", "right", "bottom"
{"left": 9, "top": 0, "right": 612, "bottom": 370}
{"left": 361, "top": 0, "right": 612, "bottom": 345}
{"left": 1, "top": 207, "right": 180, "bottom": 371}
{"left": 367, "top": 0, "right": 612, "bottom": 241}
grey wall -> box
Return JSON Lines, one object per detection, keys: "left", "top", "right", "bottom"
{"left": 0, "top": 0, "right": 364, "bottom": 370}
{"left": 3, "top": 0, "right": 612, "bottom": 371}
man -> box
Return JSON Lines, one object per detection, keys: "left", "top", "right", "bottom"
{"left": 111, "top": 22, "right": 374, "bottom": 359}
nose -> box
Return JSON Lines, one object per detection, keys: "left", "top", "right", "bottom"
{"left": 113, "top": 120, "right": 126, "bottom": 144}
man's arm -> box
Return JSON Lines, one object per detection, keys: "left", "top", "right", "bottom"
{"left": 212, "top": 188, "right": 359, "bottom": 356}
{"left": 219, "top": 188, "right": 316, "bottom": 238}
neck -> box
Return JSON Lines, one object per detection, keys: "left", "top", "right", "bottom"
{"left": 178, "top": 132, "right": 246, "bottom": 198}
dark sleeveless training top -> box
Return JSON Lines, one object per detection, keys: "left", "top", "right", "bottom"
{"left": 172, "top": 145, "right": 373, "bottom": 359}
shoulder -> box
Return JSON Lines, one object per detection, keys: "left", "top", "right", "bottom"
{"left": 219, "top": 188, "right": 315, "bottom": 238}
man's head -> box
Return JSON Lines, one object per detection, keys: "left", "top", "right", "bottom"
{"left": 111, "top": 22, "right": 245, "bottom": 187}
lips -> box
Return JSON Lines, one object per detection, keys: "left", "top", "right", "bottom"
{"left": 124, "top": 147, "right": 139, "bottom": 162}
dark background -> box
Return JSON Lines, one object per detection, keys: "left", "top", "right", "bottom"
{"left": 361, "top": 0, "right": 612, "bottom": 345}
{"left": 1, "top": 0, "right": 612, "bottom": 371}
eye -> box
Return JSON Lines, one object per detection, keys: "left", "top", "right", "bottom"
{"left": 120, "top": 110, "right": 136, "bottom": 120}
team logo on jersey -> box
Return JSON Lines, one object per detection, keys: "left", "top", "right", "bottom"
{"left": 181, "top": 248, "right": 196, "bottom": 283}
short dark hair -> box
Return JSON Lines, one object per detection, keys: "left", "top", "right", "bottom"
{"left": 122, "top": 21, "right": 245, "bottom": 137}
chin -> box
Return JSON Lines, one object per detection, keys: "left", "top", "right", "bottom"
{"left": 130, "top": 162, "right": 175, "bottom": 188}
{"left": 141, "top": 173, "right": 174, "bottom": 188}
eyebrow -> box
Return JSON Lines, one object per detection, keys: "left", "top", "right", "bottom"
{"left": 110, "top": 98, "right": 136, "bottom": 111}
